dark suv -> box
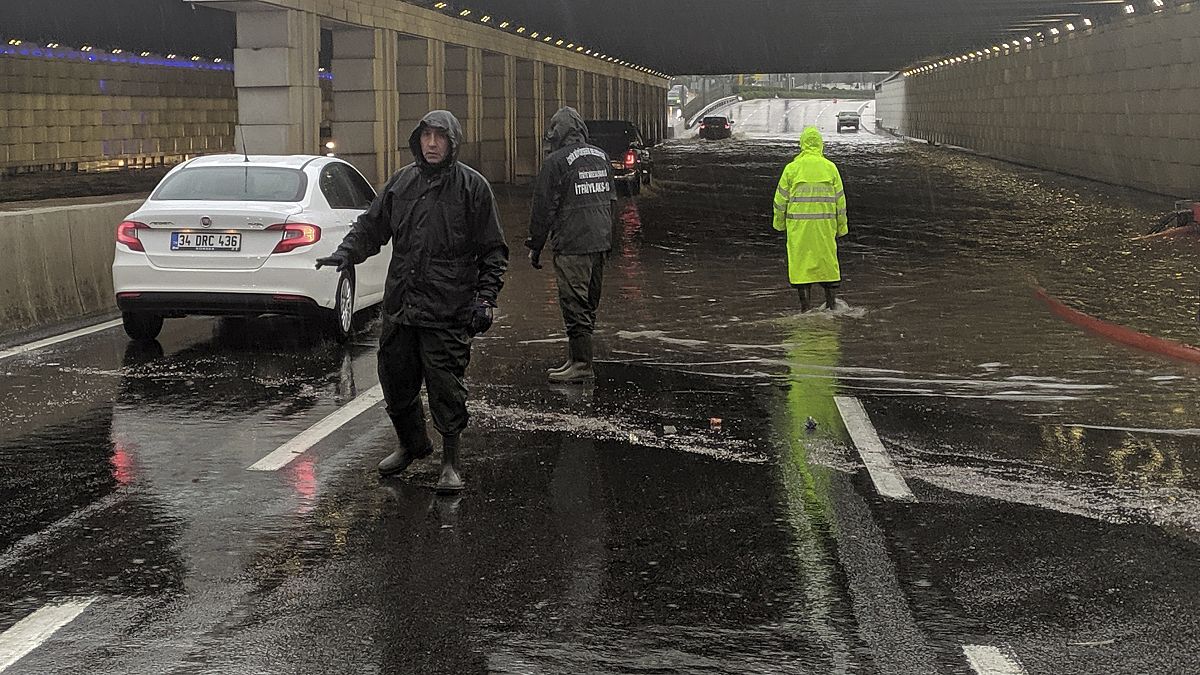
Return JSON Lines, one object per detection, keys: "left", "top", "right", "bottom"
{"left": 584, "top": 119, "right": 653, "bottom": 196}
{"left": 698, "top": 115, "right": 733, "bottom": 140}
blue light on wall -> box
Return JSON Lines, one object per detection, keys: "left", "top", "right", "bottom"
{"left": 0, "top": 43, "right": 235, "bottom": 72}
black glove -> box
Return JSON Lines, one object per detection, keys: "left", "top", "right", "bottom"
{"left": 315, "top": 252, "right": 351, "bottom": 272}
{"left": 469, "top": 300, "right": 496, "bottom": 336}
{"left": 528, "top": 248, "right": 543, "bottom": 270}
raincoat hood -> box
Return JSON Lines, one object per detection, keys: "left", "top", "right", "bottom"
{"left": 543, "top": 106, "right": 589, "bottom": 152}
{"left": 800, "top": 126, "right": 824, "bottom": 156}
{"left": 409, "top": 110, "right": 463, "bottom": 172}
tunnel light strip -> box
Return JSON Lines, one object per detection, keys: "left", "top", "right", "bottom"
{"left": 902, "top": 1, "right": 1182, "bottom": 78}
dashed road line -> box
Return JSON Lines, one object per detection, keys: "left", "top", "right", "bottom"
{"left": 834, "top": 396, "right": 916, "bottom": 502}
{"left": 963, "top": 645, "right": 1028, "bottom": 675}
{"left": 248, "top": 385, "right": 385, "bottom": 471}
{"left": 0, "top": 598, "right": 96, "bottom": 672}
{"left": 0, "top": 319, "right": 123, "bottom": 361}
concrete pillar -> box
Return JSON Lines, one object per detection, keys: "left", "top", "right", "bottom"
{"left": 565, "top": 69, "right": 582, "bottom": 111}
{"left": 615, "top": 79, "right": 627, "bottom": 122}
{"left": 330, "top": 27, "right": 399, "bottom": 186}
{"left": 480, "top": 51, "right": 516, "bottom": 183}
{"left": 543, "top": 64, "right": 564, "bottom": 123}
{"left": 397, "top": 35, "right": 445, "bottom": 153}
{"left": 515, "top": 59, "right": 542, "bottom": 180}
{"left": 445, "top": 44, "right": 482, "bottom": 168}
{"left": 233, "top": 8, "right": 321, "bottom": 155}
{"left": 598, "top": 75, "right": 612, "bottom": 118}
{"left": 582, "top": 73, "right": 597, "bottom": 119}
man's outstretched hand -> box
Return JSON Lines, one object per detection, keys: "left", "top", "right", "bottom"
{"left": 315, "top": 252, "right": 351, "bottom": 272}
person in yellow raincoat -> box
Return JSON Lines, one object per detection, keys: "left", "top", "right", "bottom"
{"left": 772, "top": 126, "right": 848, "bottom": 312}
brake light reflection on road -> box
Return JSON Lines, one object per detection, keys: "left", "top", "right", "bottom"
{"left": 268, "top": 223, "right": 321, "bottom": 254}
{"left": 116, "top": 220, "right": 148, "bottom": 252}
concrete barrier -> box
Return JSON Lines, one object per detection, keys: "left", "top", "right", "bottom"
{"left": 0, "top": 198, "right": 143, "bottom": 339}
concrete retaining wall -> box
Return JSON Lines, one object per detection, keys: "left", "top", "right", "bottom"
{"left": 877, "top": 4, "right": 1200, "bottom": 196}
{"left": 0, "top": 199, "right": 141, "bottom": 337}
{"left": 0, "top": 49, "right": 238, "bottom": 171}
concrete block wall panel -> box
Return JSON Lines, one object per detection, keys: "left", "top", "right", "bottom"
{"left": 891, "top": 4, "right": 1200, "bottom": 196}
{"left": 0, "top": 52, "right": 237, "bottom": 171}
{"left": 0, "top": 200, "right": 140, "bottom": 337}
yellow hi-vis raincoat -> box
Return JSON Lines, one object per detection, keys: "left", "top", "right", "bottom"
{"left": 772, "top": 127, "right": 848, "bottom": 284}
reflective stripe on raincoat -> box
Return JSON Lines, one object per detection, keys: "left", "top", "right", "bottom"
{"left": 772, "top": 127, "right": 848, "bottom": 284}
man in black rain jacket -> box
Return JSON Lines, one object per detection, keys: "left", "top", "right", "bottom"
{"left": 525, "top": 107, "right": 615, "bottom": 383}
{"left": 317, "top": 110, "right": 508, "bottom": 492}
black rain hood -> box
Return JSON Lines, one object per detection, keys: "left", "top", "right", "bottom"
{"left": 409, "top": 110, "right": 462, "bottom": 172}
{"left": 543, "top": 106, "right": 589, "bottom": 152}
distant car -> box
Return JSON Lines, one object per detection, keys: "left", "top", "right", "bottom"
{"left": 836, "top": 111, "right": 861, "bottom": 132}
{"left": 112, "top": 154, "right": 390, "bottom": 343}
{"left": 698, "top": 115, "right": 733, "bottom": 140}
{"left": 585, "top": 119, "right": 653, "bottom": 196}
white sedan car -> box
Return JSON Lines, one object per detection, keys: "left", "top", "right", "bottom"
{"left": 112, "top": 154, "right": 390, "bottom": 342}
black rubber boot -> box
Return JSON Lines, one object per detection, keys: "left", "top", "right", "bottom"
{"left": 378, "top": 441, "right": 433, "bottom": 477}
{"left": 549, "top": 335, "right": 594, "bottom": 383}
{"left": 823, "top": 285, "right": 837, "bottom": 310}
{"left": 436, "top": 434, "right": 464, "bottom": 493}
{"left": 546, "top": 344, "right": 572, "bottom": 375}
{"left": 797, "top": 284, "right": 813, "bottom": 312}
{"left": 379, "top": 411, "right": 433, "bottom": 477}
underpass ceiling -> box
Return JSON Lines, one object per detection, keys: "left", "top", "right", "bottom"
{"left": 3, "top": 1, "right": 1131, "bottom": 76}
{"left": 406, "top": 0, "right": 1130, "bottom": 74}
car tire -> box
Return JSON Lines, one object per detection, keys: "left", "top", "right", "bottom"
{"left": 322, "top": 271, "right": 355, "bottom": 343}
{"left": 122, "top": 311, "right": 163, "bottom": 342}
{"left": 628, "top": 176, "right": 641, "bottom": 196}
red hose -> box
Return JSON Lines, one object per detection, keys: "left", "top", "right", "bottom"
{"left": 1034, "top": 287, "right": 1200, "bottom": 364}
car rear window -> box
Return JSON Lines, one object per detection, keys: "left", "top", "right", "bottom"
{"left": 152, "top": 167, "right": 307, "bottom": 202}
{"left": 703, "top": 116, "right": 728, "bottom": 124}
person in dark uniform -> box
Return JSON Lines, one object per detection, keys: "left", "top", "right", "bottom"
{"left": 316, "top": 110, "right": 508, "bottom": 493}
{"left": 525, "top": 107, "right": 615, "bottom": 383}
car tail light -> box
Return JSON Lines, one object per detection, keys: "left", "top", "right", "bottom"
{"left": 268, "top": 223, "right": 321, "bottom": 254}
{"left": 623, "top": 150, "right": 636, "bottom": 170}
{"left": 116, "top": 220, "right": 148, "bottom": 252}
{"left": 725, "top": 123, "right": 731, "bottom": 129}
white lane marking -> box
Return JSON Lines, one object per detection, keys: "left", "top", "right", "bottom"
{"left": 249, "top": 384, "right": 385, "bottom": 471}
{"left": 0, "top": 319, "right": 123, "bottom": 361}
{"left": 0, "top": 598, "right": 97, "bottom": 671}
{"left": 962, "top": 645, "right": 1028, "bottom": 675}
{"left": 0, "top": 493, "right": 124, "bottom": 575}
{"left": 834, "top": 396, "right": 917, "bottom": 502}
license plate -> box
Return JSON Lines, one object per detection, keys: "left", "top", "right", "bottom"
{"left": 171, "top": 231, "right": 241, "bottom": 251}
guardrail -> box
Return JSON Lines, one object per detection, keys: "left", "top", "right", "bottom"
{"left": 685, "top": 96, "right": 741, "bottom": 129}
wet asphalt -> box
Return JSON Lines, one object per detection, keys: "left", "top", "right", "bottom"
{"left": 1, "top": 102, "right": 1198, "bottom": 673}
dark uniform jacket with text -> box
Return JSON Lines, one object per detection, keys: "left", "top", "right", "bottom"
{"left": 525, "top": 107, "right": 615, "bottom": 256}
{"left": 334, "top": 110, "right": 508, "bottom": 329}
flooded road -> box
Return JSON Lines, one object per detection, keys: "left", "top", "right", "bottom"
{"left": 1, "top": 104, "right": 1198, "bottom": 673}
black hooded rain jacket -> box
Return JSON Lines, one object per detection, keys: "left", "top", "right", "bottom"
{"left": 525, "top": 107, "right": 615, "bottom": 256}
{"left": 333, "top": 110, "right": 508, "bottom": 329}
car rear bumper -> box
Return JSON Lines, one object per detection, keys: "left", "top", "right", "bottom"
{"left": 112, "top": 249, "right": 339, "bottom": 312}
{"left": 116, "top": 291, "right": 324, "bottom": 317}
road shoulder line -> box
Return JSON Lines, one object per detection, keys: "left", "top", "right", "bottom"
{"left": 0, "top": 598, "right": 96, "bottom": 671}
{"left": 0, "top": 319, "right": 123, "bottom": 361}
{"left": 248, "top": 384, "right": 385, "bottom": 471}
{"left": 834, "top": 396, "right": 916, "bottom": 502}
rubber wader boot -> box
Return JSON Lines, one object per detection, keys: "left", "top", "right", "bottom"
{"left": 797, "top": 285, "right": 813, "bottom": 312}
{"left": 436, "top": 434, "right": 465, "bottom": 493}
{"left": 378, "top": 440, "right": 433, "bottom": 477}
{"left": 546, "top": 345, "right": 572, "bottom": 375}
{"left": 548, "top": 335, "right": 594, "bottom": 383}
{"left": 824, "top": 285, "right": 837, "bottom": 310}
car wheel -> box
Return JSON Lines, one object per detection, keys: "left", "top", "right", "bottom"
{"left": 323, "top": 271, "right": 355, "bottom": 342}
{"left": 122, "top": 311, "right": 163, "bottom": 342}
{"left": 643, "top": 169, "right": 652, "bottom": 186}
{"left": 628, "top": 176, "right": 641, "bottom": 196}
